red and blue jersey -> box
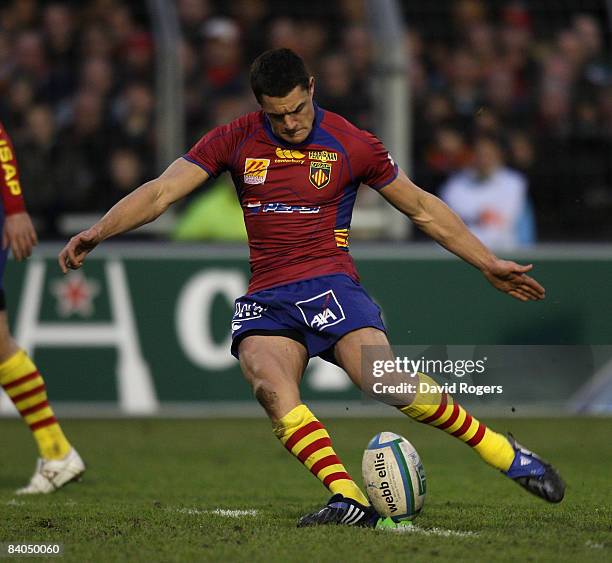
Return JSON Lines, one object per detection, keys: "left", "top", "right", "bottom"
{"left": 0, "top": 121, "right": 26, "bottom": 216}
{"left": 184, "top": 104, "right": 398, "bottom": 293}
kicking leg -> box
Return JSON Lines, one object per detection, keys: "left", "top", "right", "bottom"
{"left": 333, "top": 327, "right": 564, "bottom": 502}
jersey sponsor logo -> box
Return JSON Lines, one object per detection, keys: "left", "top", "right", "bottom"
{"left": 244, "top": 201, "right": 320, "bottom": 214}
{"left": 0, "top": 139, "right": 22, "bottom": 195}
{"left": 308, "top": 150, "right": 338, "bottom": 162}
{"left": 274, "top": 147, "right": 306, "bottom": 163}
{"left": 244, "top": 158, "right": 270, "bottom": 184}
{"left": 262, "top": 203, "right": 320, "bottom": 214}
{"left": 295, "top": 289, "right": 346, "bottom": 331}
{"left": 309, "top": 161, "right": 332, "bottom": 189}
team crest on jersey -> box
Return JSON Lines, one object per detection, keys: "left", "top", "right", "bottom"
{"left": 309, "top": 161, "right": 332, "bottom": 189}
{"left": 244, "top": 158, "right": 270, "bottom": 185}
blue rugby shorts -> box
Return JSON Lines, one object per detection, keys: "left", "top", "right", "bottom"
{"left": 230, "top": 274, "right": 386, "bottom": 364}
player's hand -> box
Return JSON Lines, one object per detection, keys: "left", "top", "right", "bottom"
{"left": 58, "top": 227, "right": 101, "bottom": 273}
{"left": 2, "top": 212, "right": 38, "bottom": 261}
{"left": 482, "top": 259, "right": 546, "bottom": 302}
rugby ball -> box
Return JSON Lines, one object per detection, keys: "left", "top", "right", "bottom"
{"left": 362, "top": 431, "right": 426, "bottom": 521}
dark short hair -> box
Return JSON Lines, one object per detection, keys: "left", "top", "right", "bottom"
{"left": 250, "top": 48, "right": 310, "bottom": 102}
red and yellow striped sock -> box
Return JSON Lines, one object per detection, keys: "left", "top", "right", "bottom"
{"left": 0, "top": 350, "right": 71, "bottom": 460}
{"left": 274, "top": 404, "right": 369, "bottom": 505}
{"left": 399, "top": 372, "right": 514, "bottom": 471}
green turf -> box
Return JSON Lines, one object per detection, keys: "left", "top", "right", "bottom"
{"left": 0, "top": 417, "right": 610, "bottom": 562}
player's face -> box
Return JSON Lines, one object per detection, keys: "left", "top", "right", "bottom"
{"left": 260, "top": 78, "right": 315, "bottom": 144}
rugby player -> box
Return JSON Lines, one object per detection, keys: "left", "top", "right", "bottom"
{"left": 0, "top": 121, "right": 84, "bottom": 493}
{"left": 59, "top": 49, "right": 564, "bottom": 526}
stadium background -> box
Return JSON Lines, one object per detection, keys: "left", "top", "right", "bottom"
{"left": 0, "top": 0, "right": 611, "bottom": 416}
{"left": 0, "top": 2, "right": 611, "bottom": 561}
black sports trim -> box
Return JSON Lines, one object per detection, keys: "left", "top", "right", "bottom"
{"left": 232, "top": 329, "right": 307, "bottom": 357}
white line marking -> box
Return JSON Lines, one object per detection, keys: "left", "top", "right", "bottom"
{"left": 173, "top": 508, "right": 259, "bottom": 517}
{"left": 211, "top": 509, "right": 259, "bottom": 517}
{"left": 384, "top": 525, "right": 478, "bottom": 538}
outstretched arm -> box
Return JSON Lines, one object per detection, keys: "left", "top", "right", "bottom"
{"left": 379, "top": 169, "right": 545, "bottom": 302}
{"left": 59, "top": 157, "right": 209, "bottom": 273}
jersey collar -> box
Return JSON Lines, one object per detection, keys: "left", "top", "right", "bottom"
{"left": 262, "top": 102, "right": 324, "bottom": 148}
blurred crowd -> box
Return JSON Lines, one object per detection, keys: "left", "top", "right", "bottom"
{"left": 0, "top": 0, "right": 610, "bottom": 241}
{"left": 407, "top": 0, "right": 612, "bottom": 241}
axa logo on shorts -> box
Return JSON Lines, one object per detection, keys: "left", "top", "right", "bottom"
{"left": 295, "top": 290, "right": 346, "bottom": 331}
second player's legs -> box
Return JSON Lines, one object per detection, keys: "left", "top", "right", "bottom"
{"left": 0, "top": 309, "right": 73, "bottom": 461}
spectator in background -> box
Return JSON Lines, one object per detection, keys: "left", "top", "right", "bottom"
{"left": 121, "top": 31, "right": 154, "bottom": 83}
{"left": 201, "top": 17, "right": 244, "bottom": 97}
{"left": 43, "top": 2, "right": 78, "bottom": 104}
{"left": 79, "top": 56, "right": 114, "bottom": 101}
{"left": 181, "top": 38, "right": 210, "bottom": 143}
{"left": 0, "top": 77, "right": 35, "bottom": 133}
{"left": 14, "top": 104, "right": 61, "bottom": 235}
{"left": 228, "top": 0, "right": 269, "bottom": 63}
{"left": 107, "top": 147, "right": 145, "bottom": 206}
{"left": 80, "top": 24, "right": 115, "bottom": 60}
{"left": 268, "top": 17, "right": 300, "bottom": 53}
{"left": 111, "top": 81, "right": 155, "bottom": 158}
{"left": 178, "top": 0, "right": 211, "bottom": 46}
{"left": 0, "top": 0, "right": 609, "bottom": 241}
{"left": 572, "top": 14, "right": 609, "bottom": 88}
{"left": 55, "top": 90, "right": 110, "bottom": 212}
{"left": 13, "top": 31, "right": 48, "bottom": 93}
{"left": 0, "top": 33, "right": 12, "bottom": 90}
{"left": 317, "top": 52, "right": 370, "bottom": 128}
{"left": 440, "top": 135, "right": 534, "bottom": 249}
{"left": 447, "top": 49, "right": 482, "bottom": 124}
{"left": 0, "top": 0, "right": 37, "bottom": 31}
{"left": 425, "top": 126, "right": 472, "bottom": 187}
{"left": 485, "top": 68, "right": 522, "bottom": 127}
{"left": 341, "top": 25, "right": 374, "bottom": 130}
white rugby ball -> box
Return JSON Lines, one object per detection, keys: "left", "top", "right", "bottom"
{"left": 362, "top": 431, "right": 426, "bottom": 521}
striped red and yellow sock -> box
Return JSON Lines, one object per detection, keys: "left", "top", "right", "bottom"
{"left": 274, "top": 404, "right": 369, "bottom": 505}
{"left": 0, "top": 349, "right": 71, "bottom": 460}
{"left": 399, "top": 372, "right": 514, "bottom": 471}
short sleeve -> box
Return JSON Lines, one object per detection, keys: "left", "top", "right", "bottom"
{"left": 356, "top": 130, "right": 399, "bottom": 190}
{"left": 183, "top": 123, "right": 244, "bottom": 178}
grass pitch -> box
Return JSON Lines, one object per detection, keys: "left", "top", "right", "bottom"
{"left": 0, "top": 417, "right": 610, "bottom": 562}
